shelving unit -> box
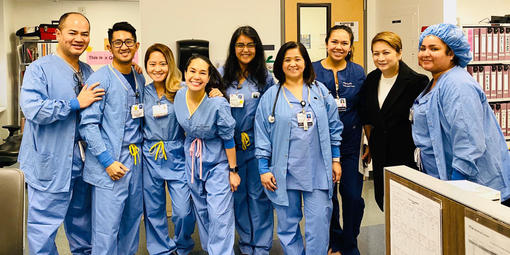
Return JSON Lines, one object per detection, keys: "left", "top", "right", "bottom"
{"left": 15, "top": 39, "right": 58, "bottom": 127}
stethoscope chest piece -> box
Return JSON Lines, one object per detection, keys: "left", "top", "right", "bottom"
{"left": 268, "top": 115, "right": 275, "bottom": 123}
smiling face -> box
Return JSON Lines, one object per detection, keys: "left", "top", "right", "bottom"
{"left": 108, "top": 30, "right": 139, "bottom": 65}
{"left": 282, "top": 47, "right": 305, "bottom": 80}
{"left": 235, "top": 34, "right": 256, "bottom": 67}
{"left": 418, "top": 35, "right": 454, "bottom": 75}
{"left": 56, "top": 14, "right": 90, "bottom": 58}
{"left": 372, "top": 41, "right": 401, "bottom": 76}
{"left": 326, "top": 29, "right": 352, "bottom": 62}
{"left": 185, "top": 58, "right": 210, "bottom": 93}
{"left": 146, "top": 51, "right": 168, "bottom": 84}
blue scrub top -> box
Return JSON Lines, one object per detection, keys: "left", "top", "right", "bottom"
{"left": 173, "top": 87, "right": 235, "bottom": 175}
{"left": 220, "top": 68, "right": 275, "bottom": 154}
{"left": 312, "top": 60, "right": 366, "bottom": 154}
{"left": 411, "top": 66, "right": 510, "bottom": 200}
{"left": 411, "top": 82, "right": 439, "bottom": 178}
{"left": 142, "top": 83, "right": 186, "bottom": 179}
{"left": 120, "top": 71, "right": 143, "bottom": 146}
{"left": 284, "top": 86, "right": 328, "bottom": 191}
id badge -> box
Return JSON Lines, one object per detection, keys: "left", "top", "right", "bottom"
{"left": 305, "top": 111, "right": 314, "bottom": 127}
{"left": 230, "top": 94, "right": 244, "bottom": 108}
{"left": 152, "top": 104, "right": 169, "bottom": 118}
{"left": 131, "top": 104, "right": 144, "bottom": 119}
{"left": 297, "top": 112, "right": 306, "bottom": 128}
{"left": 251, "top": 91, "right": 260, "bottom": 99}
{"left": 336, "top": 98, "right": 347, "bottom": 111}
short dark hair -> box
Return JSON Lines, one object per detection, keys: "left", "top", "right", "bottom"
{"left": 58, "top": 12, "right": 90, "bottom": 30}
{"left": 108, "top": 22, "right": 136, "bottom": 43}
{"left": 185, "top": 55, "right": 226, "bottom": 98}
{"left": 223, "top": 26, "right": 268, "bottom": 91}
{"left": 273, "top": 41, "right": 315, "bottom": 85}
{"left": 325, "top": 25, "right": 354, "bottom": 61}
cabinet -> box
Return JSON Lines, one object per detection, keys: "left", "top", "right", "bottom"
{"left": 463, "top": 24, "right": 510, "bottom": 143}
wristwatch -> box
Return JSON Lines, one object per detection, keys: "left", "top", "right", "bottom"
{"left": 332, "top": 158, "right": 340, "bottom": 163}
{"left": 229, "top": 166, "right": 239, "bottom": 173}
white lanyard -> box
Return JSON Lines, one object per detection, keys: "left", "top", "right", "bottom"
{"left": 282, "top": 85, "right": 311, "bottom": 111}
{"left": 108, "top": 64, "right": 138, "bottom": 94}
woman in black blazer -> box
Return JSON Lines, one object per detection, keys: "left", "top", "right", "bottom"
{"left": 359, "top": 31, "right": 429, "bottom": 211}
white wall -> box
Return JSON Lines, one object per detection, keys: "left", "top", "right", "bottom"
{"left": 1, "top": 0, "right": 140, "bottom": 128}
{"left": 366, "top": 0, "right": 454, "bottom": 76}
{"left": 140, "top": 0, "right": 281, "bottom": 72}
{"left": 457, "top": 0, "right": 510, "bottom": 25}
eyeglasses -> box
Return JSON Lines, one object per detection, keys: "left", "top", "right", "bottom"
{"left": 235, "top": 43, "right": 256, "bottom": 49}
{"left": 111, "top": 39, "right": 136, "bottom": 48}
{"left": 73, "top": 71, "right": 83, "bottom": 96}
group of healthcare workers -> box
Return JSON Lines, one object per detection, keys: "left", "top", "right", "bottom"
{"left": 18, "top": 9, "right": 510, "bottom": 255}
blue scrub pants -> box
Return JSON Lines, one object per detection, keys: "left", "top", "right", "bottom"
{"left": 90, "top": 148, "right": 143, "bottom": 255}
{"left": 188, "top": 162, "right": 235, "bottom": 255}
{"left": 233, "top": 150, "right": 273, "bottom": 255}
{"left": 329, "top": 152, "right": 365, "bottom": 255}
{"left": 143, "top": 165, "right": 195, "bottom": 255}
{"left": 273, "top": 189, "right": 332, "bottom": 255}
{"left": 27, "top": 151, "right": 92, "bottom": 255}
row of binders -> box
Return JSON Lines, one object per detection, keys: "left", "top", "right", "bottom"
{"left": 463, "top": 26, "right": 510, "bottom": 61}
{"left": 491, "top": 102, "right": 510, "bottom": 137}
{"left": 468, "top": 65, "right": 510, "bottom": 99}
{"left": 21, "top": 42, "right": 57, "bottom": 63}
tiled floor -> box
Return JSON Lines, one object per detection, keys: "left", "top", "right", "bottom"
{"left": 27, "top": 179, "right": 386, "bottom": 255}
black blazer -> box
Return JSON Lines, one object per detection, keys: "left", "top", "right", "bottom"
{"left": 359, "top": 61, "right": 429, "bottom": 171}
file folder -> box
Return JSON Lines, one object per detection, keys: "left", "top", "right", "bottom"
{"left": 484, "top": 65, "right": 491, "bottom": 98}
{"left": 498, "top": 65, "right": 503, "bottom": 98}
{"left": 493, "top": 27, "right": 499, "bottom": 61}
{"left": 491, "top": 65, "right": 497, "bottom": 99}
{"left": 499, "top": 27, "right": 505, "bottom": 60}
{"left": 504, "top": 65, "right": 509, "bottom": 98}
{"left": 487, "top": 27, "right": 493, "bottom": 61}
{"left": 502, "top": 103, "right": 508, "bottom": 136}
{"left": 474, "top": 28, "right": 480, "bottom": 61}
{"left": 481, "top": 28, "right": 487, "bottom": 61}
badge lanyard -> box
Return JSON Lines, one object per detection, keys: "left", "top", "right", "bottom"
{"left": 282, "top": 86, "right": 312, "bottom": 130}
{"left": 108, "top": 64, "right": 139, "bottom": 100}
{"left": 109, "top": 65, "right": 143, "bottom": 120}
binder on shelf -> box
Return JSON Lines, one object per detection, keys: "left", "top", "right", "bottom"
{"left": 484, "top": 65, "right": 491, "bottom": 98}
{"left": 468, "top": 65, "right": 474, "bottom": 76}
{"left": 491, "top": 65, "right": 497, "bottom": 99}
{"left": 474, "top": 28, "right": 480, "bottom": 61}
{"left": 495, "top": 104, "right": 502, "bottom": 129}
{"left": 481, "top": 27, "right": 487, "bottom": 61}
{"left": 498, "top": 65, "right": 503, "bottom": 98}
{"left": 465, "top": 27, "right": 474, "bottom": 60}
{"left": 506, "top": 27, "right": 510, "bottom": 60}
{"left": 478, "top": 65, "right": 484, "bottom": 88}
{"left": 487, "top": 27, "right": 493, "bottom": 61}
{"left": 500, "top": 27, "right": 506, "bottom": 60}
{"left": 502, "top": 103, "right": 508, "bottom": 136}
{"left": 493, "top": 27, "right": 499, "bottom": 61}
{"left": 504, "top": 65, "right": 509, "bottom": 98}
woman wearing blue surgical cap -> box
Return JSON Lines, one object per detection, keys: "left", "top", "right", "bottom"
{"left": 412, "top": 23, "right": 510, "bottom": 206}
{"left": 311, "top": 24, "right": 366, "bottom": 255}
{"left": 255, "top": 41, "right": 343, "bottom": 254}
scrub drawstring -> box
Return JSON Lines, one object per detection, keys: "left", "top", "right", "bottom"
{"left": 149, "top": 141, "right": 167, "bottom": 160}
{"left": 414, "top": 148, "right": 423, "bottom": 172}
{"left": 190, "top": 138, "right": 203, "bottom": 183}
{"left": 129, "top": 144, "right": 140, "bottom": 166}
{"left": 241, "top": 132, "right": 250, "bottom": 151}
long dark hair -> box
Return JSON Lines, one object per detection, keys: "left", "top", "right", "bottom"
{"left": 273, "top": 41, "right": 315, "bottom": 85}
{"left": 222, "top": 26, "right": 268, "bottom": 91}
{"left": 185, "top": 55, "right": 226, "bottom": 98}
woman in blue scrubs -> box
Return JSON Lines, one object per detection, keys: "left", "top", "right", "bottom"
{"left": 142, "top": 43, "right": 195, "bottom": 255}
{"left": 220, "top": 26, "right": 275, "bottom": 255}
{"left": 412, "top": 23, "right": 510, "bottom": 206}
{"left": 311, "top": 25, "right": 366, "bottom": 255}
{"left": 255, "top": 41, "right": 343, "bottom": 255}
{"left": 174, "top": 55, "right": 240, "bottom": 255}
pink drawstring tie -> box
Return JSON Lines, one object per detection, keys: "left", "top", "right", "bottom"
{"left": 189, "top": 138, "right": 203, "bottom": 183}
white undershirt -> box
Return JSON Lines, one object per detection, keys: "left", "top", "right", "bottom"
{"left": 377, "top": 74, "right": 398, "bottom": 109}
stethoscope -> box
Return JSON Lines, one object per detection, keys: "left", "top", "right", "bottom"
{"left": 268, "top": 82, "right": 315, "bottom": 124}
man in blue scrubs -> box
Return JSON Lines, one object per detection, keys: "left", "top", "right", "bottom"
{"left": 79, "top": 22, "right": 145, "bottom": 255}
{"left": 19, "top": 12, "right": 104, "bottom": 254}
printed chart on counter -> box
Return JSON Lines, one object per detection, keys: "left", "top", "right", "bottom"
{"left": 465, "top": 217, "right": 510, "bottom": 255}
{"left": 389, "top": 180, "right": 442, "bottom": 255}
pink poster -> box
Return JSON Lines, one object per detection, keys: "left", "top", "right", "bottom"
{"left": 86, "top": 51, "right": 139, "bottom": 65}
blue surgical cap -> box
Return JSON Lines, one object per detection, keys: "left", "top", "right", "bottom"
{"left": 419, "top": 23, "right": 472, "bottom": 68}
